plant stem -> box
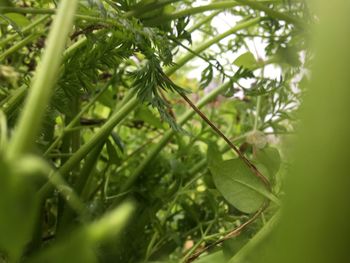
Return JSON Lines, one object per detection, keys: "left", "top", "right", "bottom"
{"left": 58, "top": 96, "right": 137, "bottom": 176}
{"left": 124, "top": 0, "right": 182, "bottom": 18}
{"left": 166, "top": 17, "right": 261, "bottom": 75}
{"left": 44, "top": 81, "right": 111, "bottom": 156}
{"left": 235, "top": 0, "right": 305, "bottom": 28}
{"left": 254, "top": 96, "right": 262, "bottom": 130}
{"left": 119, "top": 81, "right": 233, "bottom": 194}
{"left": 178, "top": 91, "right": 270, "bottom": 189}
{"left": 0, "top": 32, "right": 43, "bottom": 61}
{"left": 188, "top": 10, "right": 222, "bottom": 33}
{"left": 144, "top": 0, "right": 278, "bottom": 25}
{"left": 185, "top": 205, "right": 268, "bottom": 262}
{"left": 0, "top": 14, "right": 50, "bottom": 47}
{"left": 143, "top": 1, "right": 241, "bottom": 25}
{"left": 57, "top": 142, "right": 105, "bottom": 234}
{"left": 0, "top": 6, "right": 120, "bottom": 26}
{"left": 7, "top": 0, "right": 79, "bottom": 159}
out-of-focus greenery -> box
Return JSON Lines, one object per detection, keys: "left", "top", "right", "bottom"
{"left": 0, "top": 0, "right": 313, "bottom": 262}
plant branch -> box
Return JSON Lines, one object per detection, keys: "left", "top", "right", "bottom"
{"left": 7, "top": 0, "right": 79, "bottom": 158}
{"left": 166, "top": 17, "right": 261, "bottom": 75}
{"left": 235, "top": 0, "right": 305, "bottom": 28}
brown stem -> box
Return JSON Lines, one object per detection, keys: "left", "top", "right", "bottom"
{"left": 178, "top": 92, "right": 271, "bottom": 190}
{"left": 161, "top": 73, "right": 272, "bottom": 261}
{"left": 185, "top": 203, "right": 268, "bottom": 262}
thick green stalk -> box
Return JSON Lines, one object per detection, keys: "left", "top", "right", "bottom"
{"left": 252, "top": 2, "right": 350, "bottom": 263}
{"left": 165, "top": 17, "right": 261, "bottom": 75}
{"left": 7, "top": 0, "right": 79, "bottom": 159}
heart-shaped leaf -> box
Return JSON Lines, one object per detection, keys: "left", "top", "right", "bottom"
{"left": 209, "top": 158, "right": 268, "bottom": 213}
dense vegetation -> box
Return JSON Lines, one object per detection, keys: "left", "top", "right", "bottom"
{"left": 0, "top": 0, "right": 316, "bottom": 262}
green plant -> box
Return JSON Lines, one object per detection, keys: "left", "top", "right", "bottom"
{"left": 0, "top": 0, "right": 308, "bottom": 262}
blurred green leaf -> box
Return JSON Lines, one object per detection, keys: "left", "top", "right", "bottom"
{"left": 233, "top": 52, "right": 257, "bottom": 70}
{"left": 0, "top": 161, "right": 38, "bottom": 261}
{"left": 255, "top": 147, "right": 281, "bottom": 178}
{"left": 195, "top": 250, "right": 226, "bottom": 263}
{"left": 106, "top": 139, "right": 120, "bottom": 164}
{"left": 4, "top": 13, "right": 30, "bottom": 27}
{"left": 134, "top": 105, "right": 164, "bottom": 129}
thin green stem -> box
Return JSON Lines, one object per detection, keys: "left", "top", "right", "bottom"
{"left": 7, "top": 0, "right": 79, "bottom": 158}
{"left": 144, "top": 1, "right": 241, "bottom": 25}
{"left": 0, "top": 15, "right": 50, "bottom": 47}
{"left": 120, "top": 81, "right": 232, "bottom": 194}
{"left": 58, "top": 142, "right": 105, "bottom": 234}
{"left": 2, "top": 84, "right": 26, "bottom": 116}
{"left": 44, "top": 82, "right": 111, "bottom": 156}
{"left": 0, "top": 27, "right": 97, "bottom": 119}
{"left": 0, "top": 7, "right": 120, "bottom": 27}
{"left": 166, "top": 17, "right": 261, "bottom": 75}
{"left": 144, "top": 1, "right": 278, "bottom": 25}
{"left": 254, "top": 96, "right": 262, "bottom": 130}
{"left": 235, "top": 0, "right": 305, "bottom": 28}
{"left": 188, "top": 10, "right": 222, "bottom": 33}
{"left": 0, "top": 32, "right": 43, "bottom": 61}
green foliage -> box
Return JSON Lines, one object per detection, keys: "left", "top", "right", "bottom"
{"left": 0, "top": 0, "right": 308, "bottom": 262}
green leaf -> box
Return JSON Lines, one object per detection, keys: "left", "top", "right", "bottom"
{"left": 28, "top": 232, "right": 97, "bottom": 263}
{"left": 106, "top": 139, "right": 120, "bottom": 164}
{"left": 134, "top": 105, "right": 164, "bottom": 129}
{"left": 222, "top": 233, "right": 251, "bottom": 259}
{"left": 255, "top": 147, "right": 281, "bottom": 177}
{"left": 209, "top": 158, "right": 267, "bottom": 213}
{"left": 233, "top": 52, "right": 257, "bottom": 69}
{"left": 205, "top": 143, "right": 222, "bottom": 189}
{"left": 5, "top": 13, "right": 30, "bottom": 27}
{"left": 0, "top": 161, "right": 38, "bottom": 261}
{"left": 195, "top": 250, "right": 226, "bottom": 263}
